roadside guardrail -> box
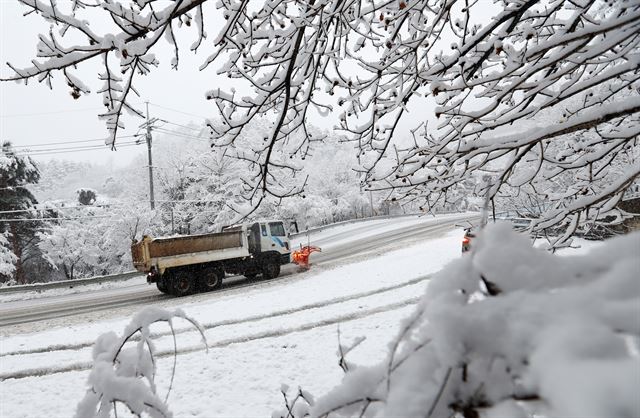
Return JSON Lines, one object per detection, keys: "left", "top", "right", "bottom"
{"left": 289, "top": 212, "right": 425, "bottom": 238}
{"left": 0, "top": 271, "right": 142, "bottom": 294}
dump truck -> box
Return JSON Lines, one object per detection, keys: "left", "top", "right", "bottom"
{"left": 131, "top": 220, "right": 291, "bottom": 296}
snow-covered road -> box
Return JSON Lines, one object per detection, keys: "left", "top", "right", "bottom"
{"left": 0, "top": 213, "right": 476, "bottom": 328}
{"left": 1, "top": 213, "right": 474, "bottom": 417}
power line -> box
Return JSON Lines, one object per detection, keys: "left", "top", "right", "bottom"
{"left": 12, "top": 140, "right": 141, "bottom": 154}
{"left": 11, "top": 145, "right": 140, "bottom": 157}
{"left": 148, "top": 102, "right": 211, "bottom": 121}
{"left": 0, "top": 215, "right": 114, "bottom": 222}
{"left": 9, "top": 135, "right": 139, "bottom": 148}
{"left": 10, "top": 142, "right": 143, "bottom": 157}
{"left": 134, "top": 198, "right": 225, "bottom": 205}
{"left": 4, "top": 105, "right": 208, "bottom": 151}
{"left": 1, "top": 106, "right": 109, "bottom": 118}
{"left": 1, "top": 102, "right": 144, "bottom": 118}
{"left": 154, "top": 127, "right": 210, "bottom": 142}
{"left": 160, "top": 120, "right": 206, "bottom": 132}
{"left": 0, "top": 199, "right": 229, "bottom": 216}
{"left": 0, "top": 203, "right": 128, "bottom": 215}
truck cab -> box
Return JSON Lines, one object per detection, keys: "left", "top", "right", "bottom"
{"left": 246, "top": 220, "right": 291, "bottom": 265}
{"left": 220, "top": 220, "right": 291, "bottom": 280}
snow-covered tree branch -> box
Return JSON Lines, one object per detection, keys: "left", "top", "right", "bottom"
{"left": 76, "top": 306, "right": 207, "bottom": 418}
{"left": 274, "top": 224, "right": 640, "bottom": 418}
{"left": 2, "top": 0, "right": 639, "bottom": 237}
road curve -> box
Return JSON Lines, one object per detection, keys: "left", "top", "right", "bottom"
{"left": 0, "top": 214, "right": 476, "bottom": 327}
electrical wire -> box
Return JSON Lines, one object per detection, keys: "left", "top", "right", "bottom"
{"left": 0, "top": 215, "right": 114, "bottom": 222}
{"left": 0, "top": 198, "right": 229, "bottom": 215}
{"left": 9, "top": 135, "right": 139, "bottom": 148}
{"left": 10, "top": 142, "right": 143, "bottom": 157}
{"left": 154, "top": 127, "right": 210, "bottom": 142}
{"left": 1, "top": 102, "right": 145, "bottom": 118}
{"left": 3, "top": 105, "right": 208, "bottom": 154}
{"left": 1, "top": 106, "right": 109, "bottom": 118}
{"left": 160, "top": 120, "right": 205, "bottom": 132}
{"left": 11, "top": 140, "right": 141, "bottom": 154}
{"left": 148, "top": 102, "right": 211, "bottom": 121}
{"left": 0, "top": 203, "right": 128, "bottom": 215}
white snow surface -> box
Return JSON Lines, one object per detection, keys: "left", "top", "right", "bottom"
{"left": 0, "top": 212, "right": 470, "bottom": 303}
{"left": 1, "top": 215, "right": 465, "bottom": 417}
{"left": 304, "top": 224, "right": 640, "bottom": 418}
{"left": 1, "top": 218, "right": 635, "bottom": 418}
{"left": 0, "top": 278, "right": 145, "bottom": 303}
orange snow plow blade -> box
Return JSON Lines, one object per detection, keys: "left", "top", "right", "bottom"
{"left": 292, "top": 245, "right": 322, "bottom": 269}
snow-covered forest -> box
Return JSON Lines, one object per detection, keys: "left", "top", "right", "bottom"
{"left": 1, "top": 0, "right": 639, "bottom": 417}
{"left": 2, "top": 124, "right": 427, "bottom": 284}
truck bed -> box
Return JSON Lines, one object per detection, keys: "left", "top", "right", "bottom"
{"left": 132, "top": 230, "right": 248, "bottom": 273}
{"left": 147, "top": 231, "right": 242, "bottom": 257}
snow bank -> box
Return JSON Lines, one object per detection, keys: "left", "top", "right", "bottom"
{"left": 288, "top": 223, "right": 640, "bottom": 418}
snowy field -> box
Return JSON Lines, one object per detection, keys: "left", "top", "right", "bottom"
{"left": 0, "top": 215, "right": 466, "bottom": 417}
{"left": 0, "top": 216, "right": 609, "bottom": 418}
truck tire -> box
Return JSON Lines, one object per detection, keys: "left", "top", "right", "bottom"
{"left": 262, "top": 258, "right": 280, "bottom": 280}
{"left": 172, "top": 271, "right": 196, "bottom": 296}
{"left": 156, "top": 277, "right": 169, "bottom": 294}
{"left": 199, "top": 267, "right": 223, "bottom": 292}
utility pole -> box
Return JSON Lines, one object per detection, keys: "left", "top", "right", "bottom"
{"left": 145, "top": 101, "right": 155, "bottom": 210}
{"left": 369, "top": 190, "right": 374, "bottom": 217}
{"left": 480, "top": 175, "right": 492, "bottom": 229}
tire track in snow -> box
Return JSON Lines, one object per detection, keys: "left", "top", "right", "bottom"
{"left": 1, "top": 216, "right": 473, "bottom": 380}
{"left": 2, "top": 273, "right": 431, "bottom": 358}
{"left": 0, "top": 295, "right": 420, "bottom": 381}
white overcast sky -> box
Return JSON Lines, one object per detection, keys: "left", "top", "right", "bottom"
{"left": 0, "top": 1, "right": 492, "bottom": 169}
{"left": 0, "top": 1, "right": 231, "bottom": 167}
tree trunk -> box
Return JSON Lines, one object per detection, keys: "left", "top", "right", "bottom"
{"left": 62, "top": 263, "right": 73, "bottom": 280}
{"left": 9, "top": 224, "right": 25, "bottom": 284}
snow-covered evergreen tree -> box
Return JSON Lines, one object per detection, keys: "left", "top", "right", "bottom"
{"left": 0, "top": 230, "right": 17, "bottom": 283}
{"left": 0, "top": 141, "right": 43, "bottom": 284}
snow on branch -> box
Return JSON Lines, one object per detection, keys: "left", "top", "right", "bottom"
{"left": 3, "top": 0, "right": 640, "bottom": 233}
{"left": 2, "top": 0, "right": 206, "bottom": 147}
{"left": 75, "top": 307, "right": 207, "bottom": 418}
{"left": 275, "top": 225, "right": 640, "bottom": 418}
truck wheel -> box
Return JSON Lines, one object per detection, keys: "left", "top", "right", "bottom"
{"left": 156, "top": 277, "right": 169, "bottom": 294}
{"left": 200, "top": 267, "right": 223, "bottom": 292}
{"left": 262, "top": 259, "right": 280, "bottom": 280}
{"left": 172, "top": 271, "right": 195, "bottom": 296}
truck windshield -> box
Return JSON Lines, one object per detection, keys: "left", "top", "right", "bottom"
{"left": 269, "top": 222, "right": 286, "bottom": 237}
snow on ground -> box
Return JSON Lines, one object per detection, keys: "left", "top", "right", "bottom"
{"left": 0, "top": 278, "right": 146, "bottom": 303}
{"left": 549, "top": 237, "right": 606, "bottom": 255}
{"left": 0, "top": 218, "right": 465, "bottom": 418}
{"left": 293, "top": 212, "right": 471, "bottom": 250}
{"left": 0, "top": 213, "right": 466, "bottom": 304}
{"left": 0, "top": 216, "right": 612, "bottom": 418}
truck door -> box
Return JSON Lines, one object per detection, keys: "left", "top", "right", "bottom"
{"left": 265, "top": 221, "right": 290, "bottom": 254}
{"left": 248, "top": 223, "right": 261, "bottom": 255}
